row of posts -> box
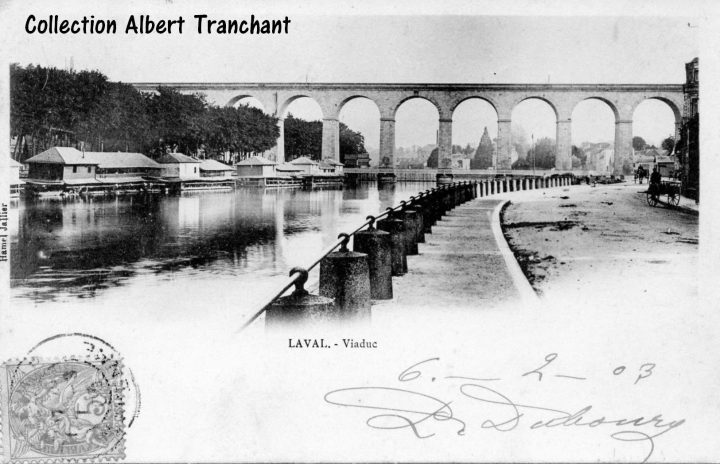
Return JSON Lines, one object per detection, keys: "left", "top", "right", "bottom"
{"left": 266, "top": 175, "right": 572, "bottom": 326}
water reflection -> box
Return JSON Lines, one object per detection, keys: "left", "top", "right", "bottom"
{"left": 11, "top": 183, "right": 432, "bottom": 303}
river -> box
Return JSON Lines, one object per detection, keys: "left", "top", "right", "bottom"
{"left": 9, "top": 183, "right": 432, "bottom": 320}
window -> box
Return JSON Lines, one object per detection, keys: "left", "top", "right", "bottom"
{"left": 88, "top": 167, "right": 92, "bottom": 173}
{"left": 73, "top": 166, "right": 77, "bottom": 173}
{"left": 194, "top": 167, "right": 197, "bottom": 173}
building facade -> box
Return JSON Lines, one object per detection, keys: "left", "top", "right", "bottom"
{"left": 679, "top": 57, "right": 699, "bottom": 199}
{"left": 158, "top": 153, "right": 202, "bottom": 180}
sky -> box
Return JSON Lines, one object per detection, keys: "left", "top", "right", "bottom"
{"left": 0, "top": 2, "right": 698, "bottom": 151}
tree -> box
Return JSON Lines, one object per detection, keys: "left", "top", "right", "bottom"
{"left": 11, "top": 63, "right": 109, "bottom": 159}
{"left": 632, "top": 136, "right": 647, "bottom": 151}
{"left": 512, "top": 157, "right": 532, "bottom": 169}
{"left": 472, "top": 127, "right": 494, "bottom": 169}
{"left": 284, "top": 114, "right": 322, "bottom": 160}
{"left": 202, "top": 105, "right": 279, "bottom": 161}
{"left": 75, "top": 81, "right": 152, "bottom": 152}
{"left": 661, "top": 137, "right": 675, "bottom": 153}
{"left": 284, "top": 116, "right": 366, "bottom": 161}
{"left": 571, "top": 145, "right": 586, "bottom": 168}
{"left": 143, "top": 86, "right": 208, "bottom": 157}
{"left": 339, "top": 123, "right": 366, "bottom": 163}
{"left": 426, "top": 148, "right": 439, "bottom": 168}
{"left": 524, "top": 137, "right": 555, "bottom": 169}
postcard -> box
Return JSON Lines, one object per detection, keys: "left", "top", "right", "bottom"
{"left": 1, "top": 0, "right": 718, "bottom": 462}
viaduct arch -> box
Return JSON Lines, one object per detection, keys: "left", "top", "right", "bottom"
{"left": 132, "top": 82, "right": 684, "bottom": 175}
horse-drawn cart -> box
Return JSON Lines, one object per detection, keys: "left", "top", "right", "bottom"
{"left": 647, "top": 179, "right": 681, "bottom": 207}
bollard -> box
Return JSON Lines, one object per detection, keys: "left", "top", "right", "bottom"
{"left": 320, "top": 234, "right": 371, "bottom": 320}
{"left": 354, "top": 219, "right": 393, "bottom": 300}
{"left": 412, "top": 201, "right": 426, "bottom": 243}
{"left": 377, "top": 215, "right": 408, "bottom": 275}
{"left": 400, "top": 206, "right": 420, "bottom": 255}
{"left": 421, "top": 192, "right": 435, "bottom": 233}
{"left": 407, "top": 198, "right": 425, "bottom": 243}
{"left": 426, "top": 189, "right": 441, "bottom": 226}
{"left": 266, "top": 268, "right": 335, "bottom": 327}
{"left": 442, "top": 186, "right": 452, "bottom": 212}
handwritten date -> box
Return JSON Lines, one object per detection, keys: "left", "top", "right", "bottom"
{"left": 324, "top": 355, "right": 683, "bottom": 463}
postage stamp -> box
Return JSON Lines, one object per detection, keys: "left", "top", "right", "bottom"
{"left": 0, "top": 357, "right": 126, "bottom": 463}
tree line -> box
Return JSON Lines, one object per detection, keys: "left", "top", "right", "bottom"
{"left": 10, "top": 64, "right": 366, "bottom": 163}
{"left": 283, "top": 114, "right": 366, "bottom": 163}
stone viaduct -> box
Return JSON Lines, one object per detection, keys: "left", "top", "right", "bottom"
{"left": 132, "top": 82, "right": 684, "bottom": 175}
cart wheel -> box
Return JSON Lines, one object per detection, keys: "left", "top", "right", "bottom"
{"left": 646, "top": 192, "right": 657, "bottom": 207}
{"left": 668, "top": 192, "right": 681, "bottom": 206}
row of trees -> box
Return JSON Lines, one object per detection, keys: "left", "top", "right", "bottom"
{"left": 632, "top": 135, "right": 675, "bottom": 153}
{"left": 10, "top": 64, "right": 281, "bottom": 162}
{"left": 11, "top": 64, "right": 366, "bottom": 164}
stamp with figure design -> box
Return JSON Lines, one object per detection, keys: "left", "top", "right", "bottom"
{"left": 1, "top": 358, "right": 126, "bottom": 463}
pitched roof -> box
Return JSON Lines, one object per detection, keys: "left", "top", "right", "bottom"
{"left": 290, "top": 156, "right": 318, "bottom": 165}
{"left": 26, "top": 147, "right": 161, "bottom": 169}
{"left": 199, "top": 159, "right": 235, "bottom": 171}
{"left": 26, "top": 147, "right": 97, "bottom": 165}
{"left": 157, "top": 153, "right": 200, "bottom": 164}
{"left": 276, "top": 163, "right": 303, "bottom": 172}
{"left": 319, "top": 159, "right": 344, "bottom": 167}
{"left": 235, "top": 156, "right": 276, "bottom": 166}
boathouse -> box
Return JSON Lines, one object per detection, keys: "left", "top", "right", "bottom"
{"left": 319, "top": 159, "right": 344, "bottom": 175}
{"left": 24, "top": 147, "right": 162, "bottom": 194}
{"left": 289, "top": 156, "right": 319, "bottom": 174}
{"left": 199, "top": 159, "right": 235, "bottom": 178}
{"left": 275, "top": 162, "right": 303, "bottom": 176}
{"left": 158, "top": 153, "right": 201, "bottom": 179}
{"left": 235, "top": 156, "right": 277, "bottom": 177}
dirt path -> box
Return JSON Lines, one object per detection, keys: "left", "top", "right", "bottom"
{"left": 501, "top": 182, "right": 699, "bottom": 310}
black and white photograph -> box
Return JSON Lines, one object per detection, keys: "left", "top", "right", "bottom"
{"left": 0, "top": 0, "right": 718, "bottom": 462}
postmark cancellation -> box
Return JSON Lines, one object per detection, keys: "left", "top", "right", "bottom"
{"left": 0, "top": 358, "right": 126, "bottom": 463}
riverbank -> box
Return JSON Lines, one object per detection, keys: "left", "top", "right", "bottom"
{"left": 501, "top": 182, "right": 699, "bottom": 310}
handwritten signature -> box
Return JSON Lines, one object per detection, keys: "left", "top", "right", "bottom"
{"left": 324, "top": 356, "right": 684, "bottom": 462}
